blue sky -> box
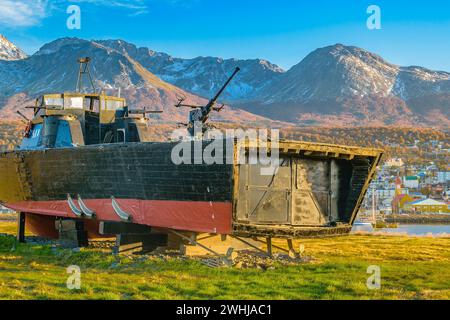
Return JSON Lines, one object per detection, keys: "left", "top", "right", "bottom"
{"left": 1, "top": 0, "right": 450, "bottom": 71}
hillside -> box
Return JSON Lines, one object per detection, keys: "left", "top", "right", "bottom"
{"left": 1, "top": 121, "right": 447, "bottom": 168}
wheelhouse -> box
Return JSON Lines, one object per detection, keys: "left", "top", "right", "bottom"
{"left": 32, "top": 93, "right": 125, "bottom": 116}
{"left": 19, "top": 92, "right": 150, "bottom": 150}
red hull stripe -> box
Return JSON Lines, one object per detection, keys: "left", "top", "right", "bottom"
{"left": 5, "top": 199, "right": 232, "bottom": 234}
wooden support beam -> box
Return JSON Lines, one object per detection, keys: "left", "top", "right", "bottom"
{"left": 56, "top": 219, "right": 88, "bottom": 248}
{"left": 17, "top": 212, "right": 26, "bottom": 243}
{"left": 287, "top": 239, "right": 294, "bottom": 251}
{"left": 99, "top": 221, "right": 152, "bottom": 235}
{"left": 229, "top": 235, "right": 271, "bottom": 257}
{"left": 169, "top": 229, "right": 222, "bottom": 257}
{"left": 254, "top": 238, "right": 289, "bottom": 253}
{"left": 266, "top": 237, "right": 272, "bottom": 257}
{"left": 114, "top": 233, "right": 167, "bottom": 254}
{"left": 55, "top": 219, "right": 84, "bottom": 231}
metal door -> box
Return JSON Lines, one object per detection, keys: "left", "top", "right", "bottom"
{"left": 239, "top": 156, "right": 292, "bottom": 224}
{"left": 291, "top": 158, "right": 331, "bottom": 225}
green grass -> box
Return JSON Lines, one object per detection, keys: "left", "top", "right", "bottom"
{"left": 1, "top": 221, "right": 450, "bottom": 300}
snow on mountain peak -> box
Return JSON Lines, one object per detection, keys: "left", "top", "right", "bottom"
{"left": 0, "top": 35, "right": 27, "bottom": 61}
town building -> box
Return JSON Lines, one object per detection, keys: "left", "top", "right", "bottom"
{"left": 0, "top": 205, "right": 13, "bottom": 214}
{"left": 392, "top": 194, "right": 415, "bottom": 214}
{"left": 410, "top": 198, "right": 449, "bottom": 214}
{"left": 403, "top": 176, "right": 419, "bottom": 189}
{"left": 384, "top": 158, "right": 404, "bottom": 168}
{"left": 437, "top": 172, "right": 450, "bottom": 184}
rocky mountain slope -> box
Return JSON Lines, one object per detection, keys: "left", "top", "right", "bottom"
{"left": 96, "top": 40, "right": 450, "bottom": 126}
{"left": 0, "top": 35, "right": 27, "bottom": 61}
{"left": 95, "top": 39, "right": 284, "bottom": 101}
{"left": 264, "top": 44, "right": 449, "bottom": 101}
{"left": 243, "top": 44, "right": 450, "bottom": 126}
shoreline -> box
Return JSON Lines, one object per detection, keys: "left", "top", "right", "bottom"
{"left": 352, "top": 230, "right": 450, "bottom": 238}
{"left": 385, "top": 214, "right": 450, "bottom": 225}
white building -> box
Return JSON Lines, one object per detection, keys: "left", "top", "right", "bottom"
{"left": 403, "top": 176, "right": 419, "bottom": 189}
{"left": 376, "top": 188, "right": 396, "bottom": 199}
{"left": 437, "top": 172, "right": 450, "bottom": 184}
{"left": 384, "top": 158, "right": 404, "bottom": 168}
{"left": 0, "top": 205, "right": 13, "bottom": 213}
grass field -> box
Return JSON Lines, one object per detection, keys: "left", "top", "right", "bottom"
{"left": 1, "top": 220, "right": 450, "bottom": 300}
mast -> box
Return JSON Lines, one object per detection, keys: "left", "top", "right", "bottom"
{"left": 76, "top": 57, "right": 96, "bottom": 93}
{"left": 372, "top": 189, "right": 376, "bottom": 224}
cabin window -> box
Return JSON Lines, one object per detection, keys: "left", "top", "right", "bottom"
{"left": 54, "top": 121, "right": 73, "bottom": 148}
{"left": 105, "top": 100, "right": 124, "bottom": 110}
{"left": 85, "top": 97, "right": 100, "bottom": 112}
{"left": 92, "top": 99, "right": 100, "bottom": 112}
{"left": 44, "top": 97, "right": 64, "bottom": 108}
{"left": 117, "top": 129, "right": 126, "bottom": 143}
{"left": 64, "top": 97, "right": 83, "bottom": 109}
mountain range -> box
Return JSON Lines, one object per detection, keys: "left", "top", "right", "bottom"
{"left": 0, "top": 35, "right": 449, "bottom": 127}
{"left": 0, "top": 37, "right": 266, "bottom": 125}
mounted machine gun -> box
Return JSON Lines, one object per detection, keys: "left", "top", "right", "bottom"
{"left": 175, "top": 67, "right": 240, "bottom": 136}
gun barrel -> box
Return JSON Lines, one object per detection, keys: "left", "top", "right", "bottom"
{"left": 209, "top": 67, "right": 240, "bottom": 104}
{"left": 129, "top": 109, "right": 163, "bottom": 114}
{"left": 186, "top": 66, "right": 240, "bottom": 136}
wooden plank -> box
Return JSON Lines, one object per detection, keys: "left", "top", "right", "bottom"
{"left": 287, "top": 239, "right": 294, "bottom": 251}
{"left": 266, "top": 237, "right": 272, "bottom": 257}
{"left": 55, "top": 219, "right": 84, "bottom": 231}
{"left": 99, "top": 221, "right": 152, "bottom": 235}
{"left": 114, "top": 233, "right": 168, "bottom": 254}
{"left": 116, "top": 233, "right": 167, "bottom": 246}
{"left": 17, "top": 212, "right": 26, "bottom": 243}
{"left": 182, "top": 234, "right": 263, "bottom": 256}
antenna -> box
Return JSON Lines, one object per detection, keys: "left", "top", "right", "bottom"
{"left": 76, "top": 57, "right": 96, "bottom": 93}
{"left": 16, "top": 110, "right": 30, "bottom": 122}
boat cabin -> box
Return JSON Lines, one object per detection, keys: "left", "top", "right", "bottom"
{"left": 19, "top": 92, "right": 151, "bottom": 150}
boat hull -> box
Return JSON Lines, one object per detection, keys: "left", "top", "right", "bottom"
{"left": 6, "top": 199, "right": 232, "bottom": 234}
{"left": 0, "top": 140, "right": 383, "bottom": 238}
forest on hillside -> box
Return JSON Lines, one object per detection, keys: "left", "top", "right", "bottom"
{"left": 0, "top": 121, "right": 22, "bottom": 151}
{"left": 0, "top": 121, "right": 448, "bottom": 169}
{"left": 280, "top": 126, "right": 449, "bottom": 169}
